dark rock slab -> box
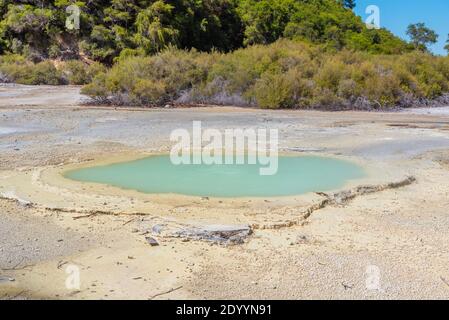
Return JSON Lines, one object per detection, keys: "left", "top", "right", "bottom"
{"left": 152, "top": 223, "right": 253, "bottom": 245}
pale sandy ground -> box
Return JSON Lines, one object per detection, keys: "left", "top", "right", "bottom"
{"left": 1, "top": 85, "right": 449, "bottom": 300}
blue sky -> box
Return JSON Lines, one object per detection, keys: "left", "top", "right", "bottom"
{"left": 354, "top": 0, "right": 448, "bottom": 55}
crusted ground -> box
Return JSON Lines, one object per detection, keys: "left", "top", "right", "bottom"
{"left": 1, "top": 85, "right": 449, "bottom": 299}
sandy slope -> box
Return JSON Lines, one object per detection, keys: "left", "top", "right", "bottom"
{"left": 1, "top": 85, "right": 449, "bottom": 299}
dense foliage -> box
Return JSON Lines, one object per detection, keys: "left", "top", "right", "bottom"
{"left": 0, "top": 54, "right": 105, "bottom": 85}
{"left": 1, "top": 0, "right": 448, "bottom": 109}
{"left": 0, "top": 0, "right": 412, "bottom": 64}
{"left": 81, "top": 40, "right": 449, "bottom": 109}
{"left": 406, "top": 23, "right": 439, "bottom": 51}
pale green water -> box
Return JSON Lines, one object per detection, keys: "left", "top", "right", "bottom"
{"left": 64, "top": 155, "right": 365, "bottom": 198}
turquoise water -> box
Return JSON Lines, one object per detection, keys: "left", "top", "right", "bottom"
{"left": 64, "top": 155, "right": 365, "bottom": 198}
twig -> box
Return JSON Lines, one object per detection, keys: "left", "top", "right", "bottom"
{"left": 123, "top": 218, "right": 136, "bottom": 226}
{"left": 1, "top": 258, "right": 23, "bottom": 270}
{"left": 73, "top": 213, "right": 98, "bottom": 220}
{"left": 57, "top": 260, "right": 69, "bottom": 270}
{"left": 149, "top": 286, "right": 183, "bottom": 300}
{"left": 341, "top": 282, "right": 353, "bottom": 290}
{"left": 71, "top": 211, "right": 150, "bottom": 220}
{"left": 1, "top": 264, "right": 34, "bottom": 271}
{"left": 1, "top": 259, "right": 34, "bottom": 271}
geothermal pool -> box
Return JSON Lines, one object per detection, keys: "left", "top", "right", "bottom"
{"left": 64, "top": 155, "right": 365, "bottom": 198}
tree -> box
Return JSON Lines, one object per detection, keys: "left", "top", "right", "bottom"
{"left": 134, "top": 1, "right": 179, "bottom": 54}
{"left": 341, "top": 0, "right": 356, "bottom": 9}
{"left": 445, "top": 34, "right": 449, "bottom": 55}
{"left": 406, "top": 23, "right": 438, "bottom": 51}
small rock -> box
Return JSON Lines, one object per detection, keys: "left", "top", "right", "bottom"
{"left": 174, "top": 224, "right": 252, "bottom": 245}
{"left": 342, "top": 282, "right": 353, "bottom": 290}
{"left": 146, "top": 236, "right": 159, "bottom": 247}
{"left": 0, "top": 276, "right": 15, "bottom": 283}
{"left": 18, "top": 199, "right": 32, "bottom": 208}
{"left": 296, "top": 234, "right": 309, "bottom": 244}
{"left": 152, "top": 224, "right": 164, "bottom": 234}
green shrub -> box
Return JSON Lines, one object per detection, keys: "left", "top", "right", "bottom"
{"left": 80, "top": 73, "right": 109, "bottom": 103}
{"left": 62, "top": 61, "right": 106, "bottom": 85}
{"left": 131, "top": 79, "right": 167, "bottom": 105}
{"left": 362, "top": 74, "right": 402, "bottom": 107}
{"left": 315, "top": 59, "right": 349, "bottom": 93}
{"left": 254, "top": 72, "right": 296, "bottom": 109}
{"left": 337, "top": 79, "right": 358, "bottom": 99}
{"left": 81, "top": 39, "right": 449, "bottom": 109}
{"left": 0, "top": 58, "right": 65, "bottom": 85}
{"left": 82, "top": 48, "right": 214, "bottom": 105}
{"left": 0, "top": 56, "right": 105, "bottom": 86}
{"left": 310, "top": 88, "right": 344, "bottom": 109}
{"left": 26, "top": 61, "right": 64, "bottom": 85}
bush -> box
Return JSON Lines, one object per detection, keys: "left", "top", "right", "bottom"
{"left": 131, "top": 79, "right": 167, "bottom": 105}
{"left": 315, "top": 59, "right": 349, "bottom": 93}
{"left": 254, "top": 72, "right": 296, "bottom": 109}
{"left": 62, "top": 61, "right": 106, "bottom": 85}
{"left": 0, "top": 57, "right": 65, "bottom": 85}
{"left": 25, "top": 61, "right": 65, "bottom": 85}
{"left": 80, "top": 73, "right": 110, "bottom": 103}
{"left": 0, "top": 55, "right": 107, "bottom": 85}
{"left": 81, "top": 39, "right": 449, "bottom": 109}
{"left": 82, "top": 48, "right": 214, "bottom": 105}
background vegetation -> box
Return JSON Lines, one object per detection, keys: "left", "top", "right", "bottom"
{"left": 82, "top": 40, "right": 449, "bottom": 109}
{"left": 0, "top": 54, "right": 105, "bottom": 85}
{"left": 1, "top": 0, "right": 449, "bottom": 109}
{"left": 0, "top": 0, "right": 412, "bottom": 63}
